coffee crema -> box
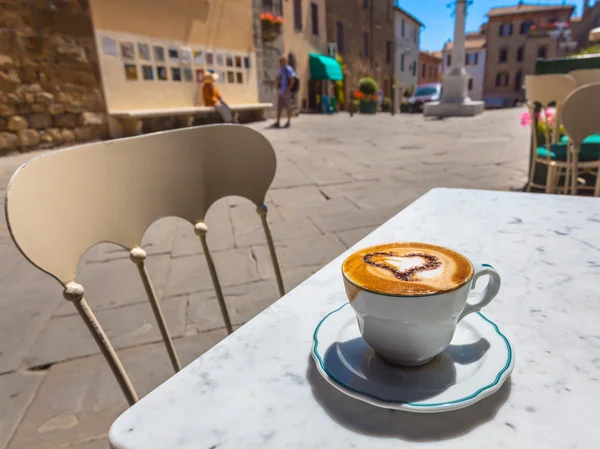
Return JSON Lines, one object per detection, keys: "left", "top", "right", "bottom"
{"left": 342, "top": 242, "right": 474, "bottom": 296}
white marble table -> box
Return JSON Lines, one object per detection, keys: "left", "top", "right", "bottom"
{"left": 109, "top": 188, "right": 600, "bottom": 449}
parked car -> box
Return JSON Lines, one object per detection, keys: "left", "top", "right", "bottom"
{"left": 408, "top": 83, "right": 441, "bottom": 112}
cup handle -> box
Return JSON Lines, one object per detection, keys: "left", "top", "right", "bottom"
{"left": 457, "top": 264, "right": 501, "bottom": 322}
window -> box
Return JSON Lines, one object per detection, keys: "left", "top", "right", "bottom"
{"left": 414, "top": 28, "right": 418, "bottom": 44}
{"left": 387, "top": 0, "right": 391, "bottom": 21}
{"left": 428, "top": 65, "right": 432, "bottom": 78}
{"left": 386, "top": 41, "right": 392, "bottom": 63}
{"left": 422, "top": 63, "right": 426, "bottom": 78}
{"left": 474, "top": 52, "right": 478, "bottom": 65}
{"left": 468, "top": 79, "right": 473, "bottom": 90}
{"left": 362, "top": 0, "right": 368, "bottom": 9}
{"left": 412, "top": 61, "right": 416, "bottom": 76}
{"left": 447, "top": 54, "right": 451, "bottom": 66}
{"left": 520, "top": 21, "right": 533, "bottom": 35}
{"left": 294, "top": 0, "right": 302, "bottom": 30}
{"left": 263, "top": 0, "right": 273, "bottom": 10}
{"left": 336, "top": 21, "right": 344, "bottom": 54}
{"left": 401, "top": 18, "right": 405, "bottom": 37}
{"left": 514, "top": 71, "right": 522, "bottom": 91}
{"left": 537, "top": 46, "right": 547, "bottom": 59}
{"left": 466, "top": 52, "right": 479, "bottom": 65}
{"left": 400, "top": 53, "right": 405, "bottom": 71}
{"left": 495, "top": 72, "right": 509, "bottom": 87}
{"left": 516, "top": 45, "right": 524, "bottom": 62}
{"left": 363, "top": 31, "right": 369, "bottom": 58}
{"left": 499, "top": 47, "right": 508, "bottom": 63}
{"left": 499, "top": 23, "right": 513, "bottom": 36}
{"left": 311, "top": 2, "right": 319, "bottom": 36}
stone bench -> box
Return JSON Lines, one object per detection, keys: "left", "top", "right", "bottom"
{"left": 109, "top": 103, "right": 273, "bottom": 138}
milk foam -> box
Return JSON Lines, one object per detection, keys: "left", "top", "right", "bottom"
{"left": 343, "top": 243, "right": 474, "bottom": 296}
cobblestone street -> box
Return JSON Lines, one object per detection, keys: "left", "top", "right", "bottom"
{"left": 0, "top": 108, "right": 530, "bottom": 449}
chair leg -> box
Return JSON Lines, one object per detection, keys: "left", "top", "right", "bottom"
{"left": 545, "top": 164, "right": 556, "bottom": 194}
{"left": 194, "top": 222, "right": 234, "bottom": 334}
{"left": 130, "top": 248, "right": 181, "bottom": 373}
{"left": 526, "top": 159, "right": 537, "bottom": 192}
{"left": 256, "top": 204, "right": 285, "bottom": 297}
{"left": 63, "top": 282, "right": 138, "bottom": 406}
{"left": 571, "top": 149, "right": 580, "bottom": 195}
{"left": 595, "top": 168, "right": 600, "bottom": 197}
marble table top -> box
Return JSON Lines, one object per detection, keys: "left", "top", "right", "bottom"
{"left": 109, "top": 188, "right": 600, "bottom": 449}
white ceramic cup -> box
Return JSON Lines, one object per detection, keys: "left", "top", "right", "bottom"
{"left": 342, "top": 249, "right": 501, "bottom": 366}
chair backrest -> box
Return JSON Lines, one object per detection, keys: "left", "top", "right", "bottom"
{"left": 5, "top": 124, "right": 275, "bottom": 285}
{"left": 525, "top": 74, "right": 577, "bottom": 149}
{"left": 5, "top": 124, "right": 283, "bottom": 405}
{"left": 568, "top": 69, "right": 600, "bottom": 88}
{"left": 561, "top": 82, "right": 600, "bottom": 146}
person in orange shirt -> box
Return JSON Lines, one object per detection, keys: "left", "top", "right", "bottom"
{"left": 202, "top": 73, "right": 221, "bottom": 107}
{"left": 202, "top": 73, "right": 236, "bottom": 123}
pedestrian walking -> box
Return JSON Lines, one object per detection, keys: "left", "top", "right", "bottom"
{"left": 270, "top": 56, "right": 296, "bottom": 128}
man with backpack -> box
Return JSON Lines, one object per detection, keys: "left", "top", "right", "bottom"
{"left": 271, "top": 56, "right": 298, "bottom": 128}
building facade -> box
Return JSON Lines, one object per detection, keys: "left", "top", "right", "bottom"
{"left": 394, "top": 6, "right": 423, "bottom": 96}
{"left": 482, "top": 4, "right": 575, "bottom": 106}
{"left": 326, "top": 0, "right": 395, "bottom": 106}
{"left": 440, "top": 32, "right": 487, "bottom": 101}
{"left": 283, "top": 0, "right": 328, "bottom": 112}
{"left": 418, "top": 51, "right": 441, "bottom": 85}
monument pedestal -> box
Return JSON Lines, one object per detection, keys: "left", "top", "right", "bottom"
{"left": 424, "top": 67, "right": 484, "bottom": 117}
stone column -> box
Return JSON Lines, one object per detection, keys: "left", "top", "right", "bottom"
{"left": 424, "top": 0, "right": 484, "bottom": 117}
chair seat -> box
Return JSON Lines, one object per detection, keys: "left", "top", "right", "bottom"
{"left": 537, "top": 140, "right": 600, "bottom": 162}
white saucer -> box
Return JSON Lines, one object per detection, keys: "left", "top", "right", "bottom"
{"left": 311, "top": 303, "right": 514, "bottom": 413}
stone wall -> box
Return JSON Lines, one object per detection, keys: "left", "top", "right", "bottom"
{"left": 0, "top": 0, "right": 107, "bottom": 156}
{"left": 253, "top": 0, "right": 284, "bottom": 118}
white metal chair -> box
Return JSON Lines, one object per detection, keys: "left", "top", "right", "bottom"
{"left": 4, "top": 124, "right": 285, "bottom": 405}
{"left": 525, "top": 74, "right": 577, "bottom": 193}
{"left": 568, "top": 69, "right": 600, "bottom": 88}
{"left": 561, "top": 82, "right": 600, "bottom": 196}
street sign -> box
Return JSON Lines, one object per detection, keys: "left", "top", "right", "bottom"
{"left": 328, "top": 42, "right": 337, "bottom": 59}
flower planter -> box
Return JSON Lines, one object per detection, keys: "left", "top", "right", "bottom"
{"left": 261, "top": 22, "right": 281, "bottom": 42}
{"left": 359, "top": 100, "right": 377, "bottom": 115}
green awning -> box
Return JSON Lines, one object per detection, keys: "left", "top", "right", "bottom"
{"left": 309, "top": 53, "right": 343, "bottom": 81}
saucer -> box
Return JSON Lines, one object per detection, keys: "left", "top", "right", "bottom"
{"left": 311, "top": 303, "right": 514, "bottom": 413}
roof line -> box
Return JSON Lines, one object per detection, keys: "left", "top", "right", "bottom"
{"left": 394, "top": 5, "right": 424, "bottom": 27}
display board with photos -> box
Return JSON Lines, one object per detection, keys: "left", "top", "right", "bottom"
{"left": 101, "top": 35, "right": 252, "bottom": 86}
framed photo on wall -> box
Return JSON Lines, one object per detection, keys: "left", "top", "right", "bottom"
{"left": 101, "top": 37, "right": 118, "bottom": 57}
{"left": 157, "top": 66, "right": 168, "bottom": 81}
{"left": 196, "top": 68, "right": 205, "bottom": 83}
{"left": 216, "top": 53, "right": 224, "bottom": 66}
{"left": 227, "top": 71, "right": 234, "bottom": 83}
{"left": 168, "top": 48, "right": 179, "bottom": 64}
{"left": 225, "top": 54, "right": 233, "bottom": 67}
{"left": 142, "top": 65, "right": 154, "bottom": 80}
{"left": 194, "top": 50, "right": 203, "bottom": 65}
{"left": 120, "top": 42, "right": 135, "bottom": 60}
{"left": 124, "top": 63, "right": 138, "bottom": 80}
{"left": 180, "top": 47, "right": 192, "bottom": 65}
{"left": 171, "top": 67, "right": 181, "bottom": 81}
{"left": 138, "top": 43, "right": 151, "bottom": 61}
{"left": 183, "top": 67, "right": 194, "bottom": 82}
{"left": 206, "top": 52, "right": 214, "bottom": 65}
{"left": 154, "top": 46, "right": 165, "bottom": 62}
{"left": 244, "top": 56, "right": 250, "bottom": 69}
{"left": 235, "top": 56, "right": 242, "bottom": 68}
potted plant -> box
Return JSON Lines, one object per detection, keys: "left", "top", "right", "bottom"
{"left": 358, "top": 77, "right": 378, "bottom": 114}
{"left": 260, "top": 13, "right": 284, "bottom": 42}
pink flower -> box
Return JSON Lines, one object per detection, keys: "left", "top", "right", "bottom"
{"left": 521, "top": 111, "right": 532, "bottom": 127}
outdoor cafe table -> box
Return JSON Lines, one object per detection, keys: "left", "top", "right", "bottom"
{"left": 109, "top": 188, "right": 600, "bottom": 449}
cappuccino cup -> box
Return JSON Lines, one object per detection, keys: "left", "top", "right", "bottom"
{"left": 342, "top": 242, "right": 501, "bottom": 366}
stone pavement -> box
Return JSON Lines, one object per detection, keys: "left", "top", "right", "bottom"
{"left": 0, "top": 108, "right": 530, "bottom": 449}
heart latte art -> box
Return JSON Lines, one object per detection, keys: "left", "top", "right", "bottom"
{"left": 342, "top": 243, "right": 474, "bottom": 296}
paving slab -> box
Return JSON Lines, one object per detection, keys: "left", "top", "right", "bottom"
{"left": 164, "top": 248, "right": 260, "bottom": 297}
{"left": 0, "top": 371, "right": 44, "bottom": 449}
{"left": 26, "top": 296, "right": 187, "bottom": 368}
{"left": 233, "top": 216, "right": 322, "bottom": 247}
{"left": 8, "top": 330, "right": 226, "bottom": 449}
